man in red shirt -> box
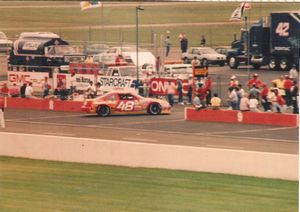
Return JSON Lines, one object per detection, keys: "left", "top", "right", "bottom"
{"left": 260, "top": 83, "right": 271, "bottom": 111}
{"left": 0, "top": 83, "right": 9, "bottom": 96}
{"left": 205, "top": 77, "right": 213, "bottom": 106}
{"left": 197, "top": 83, "right": 208, "bottom": 107}
{"left": 247, "top": 73, "right": 263, "bottom": 88}
{"left": 283, "top": 75, "right": 293, "bottom": 106}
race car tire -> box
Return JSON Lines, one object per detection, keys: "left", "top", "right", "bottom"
{"left": 148, "top": 103, "right": 162, "bottom": 115}
{"left": 97, "top": 105, "right": 111, "bottom": 117}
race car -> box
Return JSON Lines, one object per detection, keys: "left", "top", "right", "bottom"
{"left": 81, "top": 90, "right": 171, "bottom": 117}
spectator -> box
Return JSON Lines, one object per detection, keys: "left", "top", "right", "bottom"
{"left": 289, "top": 64, "right": 298, "bottom": 81}
{"left": 247, "top": 73, "right": 263, "bottom": 88}
{"left": 166, "top": 80, "right": 177, "bottom": 106}
{"left": 228, "top": 87, "right": 238, "bottom": 110}
{"left": 210, "top": 93, "right": 221, "bottom": 110}
{"left": 95, "top": 82, "right": 104, "bottom": 97}
{"left": 69, "top": 72, "right": 76, "bottom": 96}
{"left": 143, "top": 74, "right": 151, "bottom": 97}
{"left": 205, "top": 76, "right": 212, "bottom": 106}
{"left": 290, "top": 80, "right": 299, "bottom": 114}
{"left": 229, "top": 75, "right": 239, "bottom": 89}
{"left": 115, "top": 55, "right": 123, "bottom": 66}
{"left": 249, "top": 94, "right": 260, "bottom": 112}
{"left": 177, "top": 78, "right": 184, "bottom": 105}
{"left": 272, "top": 75, "right": 285, "bottom": 97}
{"left": 271, "top": 89, "right": 286, "bottom": 113}
{"left": 156, "top": 56, "right": 161, "bottom": 74}
{"left": 86, "top": 81, "right": 96, "bottom": 99}
{"left": 200, "top": 35, "right": 206, "bottom": 46}
{"left": 236, "top": 84, "right": 245, "bottom": 109}
{"left": 9, "top": 83, "right": 20, "bottom": 98}
{"left": 283, "top": 75, "right": 293, "bottom": 107}
{"left": 197, "top": 83, "right": 208, "bottom": 108}
{"left": 0, "top": 96, "right": 4, "bottom": 128}
{"left": 42, "top": 77, "right": 51, "bottom": 98}
{"left": 249, "top": 83, "right": 260, "bottom": 100}
{"left": 25, "top": 82, "right": 35, "bottom": 98}
{"left": 164, "top": 36, "right": 171, "bottom": 57}
{"left": 59, "top": 84, "right": 69, "bottom": 101}
{"left": 0, "top": 83, "right": 9, "bottom": 96}
{"left": 239, "top": 93, "right": 250, "bottom": 112}
{"left": 180, "top": 33, "right": 188, "bottom": 53}
{"left": 191, "top": 56, "right": 200, "bottom": 67}
{"left": 193, "top": 93, "right": 202, "bottom": 111}
{"left": 260, "top": 83, "right": 271, "bottom": 112}
{"left": 20, "top": 83, "right": 27, "bottom": 98}
{"left": 186, "top": 75, "right": 193, "bottom": 105}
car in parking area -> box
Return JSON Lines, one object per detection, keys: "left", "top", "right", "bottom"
{"left": 81, "top": 90, "right": 171, "bottom": 117}
{"left": 182, "top": 47, "right": 226, "bottom": 66}
{"left": 214, "top": 46, "right": 236, "bottom": 63}
{"left": 0, "top": 32, "right": 13, "bottom": 52}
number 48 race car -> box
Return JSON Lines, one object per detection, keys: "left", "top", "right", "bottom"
{"left": 81, "top": 90, "right": 171, "bottom": 117}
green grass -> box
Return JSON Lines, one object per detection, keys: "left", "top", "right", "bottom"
{"left": 0, "top": 2, "right": 297, "bottom": 47}
{"left": 0, "top": 156, "right": 298, "bottom": 211}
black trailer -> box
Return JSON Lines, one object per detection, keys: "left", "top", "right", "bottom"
{"left": 228, "top": 11, "right": 300, "bottom": 71}
{"left": 8, "top": 34, "right": 86, "bottom": 74}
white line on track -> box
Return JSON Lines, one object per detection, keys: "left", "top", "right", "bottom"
{"left": 102, "top": 119, "right": 184, "bottom": 126}
{"left": 122, "top": 137, "right": 158, "bottom": 143}
{"left": 43, "top": 132, "right": 75, "bottom": 137}
{"left": 6, "top": 114, "right": 82, "bottom": 121}
{"left": 204, "top": 144, "right": 245, "bottom": 150}
{"left": 195, "top": 126, "right": 298, "bottom": 135}
{"left": 6, "top": 119, "right": 298, "bottom": 143}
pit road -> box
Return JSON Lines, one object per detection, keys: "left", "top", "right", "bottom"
{"left": 2, "top": 107, "right": 298, "bottom": 155}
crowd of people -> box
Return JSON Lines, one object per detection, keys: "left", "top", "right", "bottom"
{"left": 190, "top": 69, "right": 299, "bottom": 114}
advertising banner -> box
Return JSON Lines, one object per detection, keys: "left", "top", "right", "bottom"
{"left": 97, "top": 76, "right": 135, "bottom": 92}
{"left": 53, "top": 73, "right": 96, "bottom": 90}
{"left": 8, "top": 71, "right": 49, "bottom": 91}
{"left": 149, "top": 78, "right": 189, "bottom": 96}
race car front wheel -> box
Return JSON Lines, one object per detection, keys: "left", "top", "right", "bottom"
{"left": 97, "top": 105, "right": 111, "bottom": 117}
{"left": 148, "top": 103, "right": 162, "bottom": 115}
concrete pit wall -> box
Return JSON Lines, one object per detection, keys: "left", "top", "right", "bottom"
{"left": 0, "top": 132, "right": 298, "bottom": 181}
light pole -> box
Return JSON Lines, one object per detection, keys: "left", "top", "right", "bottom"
{"left": 136, "top": 6, "right": 144, "bottom": 84}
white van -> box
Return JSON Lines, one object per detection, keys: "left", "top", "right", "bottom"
{"left": 162, "top": 64, "right": 193, "bottom": 79}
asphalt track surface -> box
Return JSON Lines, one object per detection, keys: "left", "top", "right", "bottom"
{"left": 2, "top": 106, "right": 298, "bottom": 155}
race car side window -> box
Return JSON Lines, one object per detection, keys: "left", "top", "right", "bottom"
{"left": 119, "top": 94, "right": 135, "bottom": 100}
{"left": 107, "top": 94, "right": 117, "bottom": 101}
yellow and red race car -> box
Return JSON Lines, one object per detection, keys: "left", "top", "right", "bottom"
{"left": 81, "top": 90, "right": 171, "bottom": 117}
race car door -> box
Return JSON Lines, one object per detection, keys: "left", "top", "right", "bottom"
{"left": 116, "top": 93, "right": 143, "bottom": 113}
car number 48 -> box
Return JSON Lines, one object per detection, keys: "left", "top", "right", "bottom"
{"left": 117, "top": 101, "right": 135, "bottom": 111}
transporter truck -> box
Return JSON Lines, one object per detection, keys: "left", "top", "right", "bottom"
{"left": 228, "top": 11, "right": 300, "bottom": 71}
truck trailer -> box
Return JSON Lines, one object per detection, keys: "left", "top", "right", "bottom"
{"left": 228, "top": 11, "right": 300, "bottom": 71}
{"left": 8, "top": 32, "right": 86, "bottom": 73}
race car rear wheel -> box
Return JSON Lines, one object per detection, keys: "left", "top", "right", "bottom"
{"left": 97, "top": 105, "right": 111, "bottom": 117}
{"left": 148, "top": 103, "right": 162, "bottom": 115}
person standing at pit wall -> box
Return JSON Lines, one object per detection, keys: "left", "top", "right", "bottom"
{"left": 0, "top": 96, "right": 5, "bottom": 128}
{"left": 200, "top": 35, "right": 206, "bottom": 46}
{"left": 179, "top": 33, "right": 188, "bottom": 53}
{"left": 164, "top": 36, "right": 171, "bottom": 57}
